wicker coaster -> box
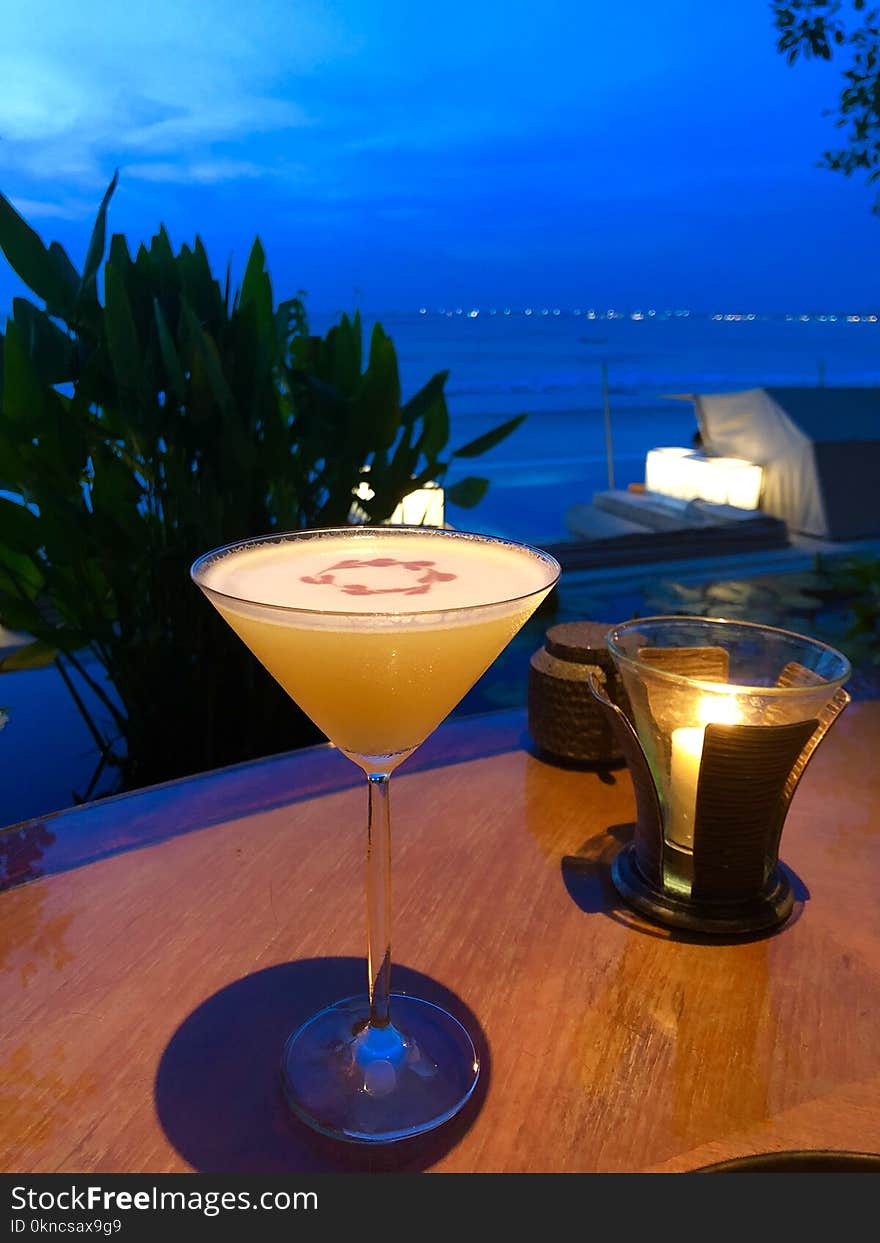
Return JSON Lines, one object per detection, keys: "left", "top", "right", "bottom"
{"left": 528, "top": 621, "right": 625, "bottom": 765}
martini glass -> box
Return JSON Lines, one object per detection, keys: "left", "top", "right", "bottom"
{"left": 191, "top": 525, "right": 559, "bottom": 1143}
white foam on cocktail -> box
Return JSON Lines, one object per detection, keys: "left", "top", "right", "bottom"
{"left": 202, "top": 532, "right": 553, "bottom": 618}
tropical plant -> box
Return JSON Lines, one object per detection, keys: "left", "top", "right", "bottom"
{"left": 0, "top": 175, "right": 525, "bottom": 799}
{"left": 772, "top": 0, "right": 880, "bottom": 213}
{"left": 816, "top": 553, "right": 880, "bottom": 661}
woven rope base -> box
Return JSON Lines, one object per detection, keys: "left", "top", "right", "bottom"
{"left": 528, "top": 621, "right": 625, "bottom": 766}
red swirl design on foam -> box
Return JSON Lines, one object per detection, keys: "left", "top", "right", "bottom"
{"left": 300, "top": 557, "right": 457, "bottom": 597}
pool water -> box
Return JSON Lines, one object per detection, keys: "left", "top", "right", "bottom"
{"left": 456, "top": 560, "right": 880, "bottom": 717}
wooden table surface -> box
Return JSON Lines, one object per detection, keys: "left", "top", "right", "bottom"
{"left": 2, "top": 701, "right": 879, "bottom": 1174}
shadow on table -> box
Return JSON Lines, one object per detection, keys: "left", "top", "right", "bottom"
{"left": 561, "top": 825, "right": 810, "bottom": 944}
{"left": 155, "top": 958, "right": 489, "bottom": 1173}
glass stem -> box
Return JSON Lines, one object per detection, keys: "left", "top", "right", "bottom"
{"left": 366, "top": 772, "right": 393, "bottom": 1028}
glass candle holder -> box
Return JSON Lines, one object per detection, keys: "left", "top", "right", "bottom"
{"left": 589, "top": 617, "right": 851, "bottom": 936}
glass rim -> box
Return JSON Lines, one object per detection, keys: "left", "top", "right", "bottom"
{"left": 190, "top": 524, "right": 561, "bottom": 619}
{"left": 606, "top": 614, "right": 852, "bottom": 696}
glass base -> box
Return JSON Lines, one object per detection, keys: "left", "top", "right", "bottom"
{"left": 280, "top": 993, "right": 480, "bottom": 1144}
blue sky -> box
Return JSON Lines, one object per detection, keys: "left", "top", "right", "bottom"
{"left": 1, "top": 0, "right": 878, "bottom": 312}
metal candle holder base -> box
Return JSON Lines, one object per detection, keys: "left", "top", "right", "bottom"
{"left": 610, "top": 841, "right": 795, "bottom": 936}
{"left": 589, "top": 622, "right": 851, "bottom": 938}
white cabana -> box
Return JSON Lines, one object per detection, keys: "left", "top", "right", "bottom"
{"left": 685, "top": 387, "right": 880, "bottom": 540}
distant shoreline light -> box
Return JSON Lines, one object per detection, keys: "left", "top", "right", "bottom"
{"left": 407, "top": 308, "right": 880, "bottom": 323}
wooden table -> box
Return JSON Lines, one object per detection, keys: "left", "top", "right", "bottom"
{"left": 2, "top": 702, "right": 879, "bottom": 1174}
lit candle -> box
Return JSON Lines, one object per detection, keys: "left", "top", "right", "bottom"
{"left": 668, "top": 727, "right": 704, "bottom": 849}
{"left": 667, "top": 694, "right": 741, "bottom": 850}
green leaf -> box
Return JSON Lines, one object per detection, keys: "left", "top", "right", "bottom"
{"left": 276, "top": 295, "right": 308, "bottom": 354}
{"left": 183, "top": 303, "right": 234, "bottom": 414}
{"left": 1, "top": 320, "right": 45, "bottom": 427}
{"left": 0, "top": 638, "right": 57, "bottom": 673}
{"left": 414, "top": 389, "right": 450, "bottom": 461}
{"left": 452, "top": 414, "right": 527, "bottom": 459}
{"left": 12, "top": 298, "right": 73, "bottom": 384}
{"left": 0, "top": 193, "right": 77, "bottom": 317}
{"left": 400, "top": 370, "right": 449, "bottom": 427}
{"left": 180, "top": 236, "right": 224, "bottom": 324}
{"left": 78, "top": 170, "right": 118, "bottom": 302}
{"left": 106, "top": 232, "right": 132, "bottom": 274}
{"left": 47, "top": 243, "right": 81, "bottom": 308}
{"left": 90, "top": 443, "right": 142, "bottom": 520}
{"left": 357, "top": 322, "right": 400, "bottom": 449}
{"left": 240, "top": 237, "right": 273, "bottom": 337}
{"left": 325, "top": 314, "right": 363, "bottom": 397}
{"left": 351, "top": 309, "right": 363, "bottom": 374}
{"left": 0, "top": 537, "right": 43, "bottom": 594}
{"left": 104, "top": 260, "right": 145, "bottom": 396}
{"left": 0, "top": 497, "right": 40, "bottom": 552}
{"left": 383, "top": 371, "right": 450, "bottom": 495}
{"left": 153, "top": 298, "right": 186, "bottom": 407}
{"left": 151, "top": 225, "right": 176, "bottom": 268}
{"left": 0, "top": 429, "right": 26, "bottom": 494}
{"left": 445, "top": 476, "right": 490, "bottom": 508}
{"left": 0, "top": 591, "right": 43, "bottom": 634}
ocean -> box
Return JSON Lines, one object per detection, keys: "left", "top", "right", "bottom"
{"left": 310, "top": 309, "right": 880, "bottom": 544}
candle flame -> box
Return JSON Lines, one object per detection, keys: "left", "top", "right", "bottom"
{"left": 696, "top": 692, "right": 742, "bottom": 726}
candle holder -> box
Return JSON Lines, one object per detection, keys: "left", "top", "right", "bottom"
{"left": 527, "top": 620, "right": 627, "bottom": 766}
{"left": 589, "top": 616, "right": 851, "bottom": 936}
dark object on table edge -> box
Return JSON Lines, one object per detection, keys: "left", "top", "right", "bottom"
{"left": 693, "top": 1149, "right": 880, "bottom": 1173}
